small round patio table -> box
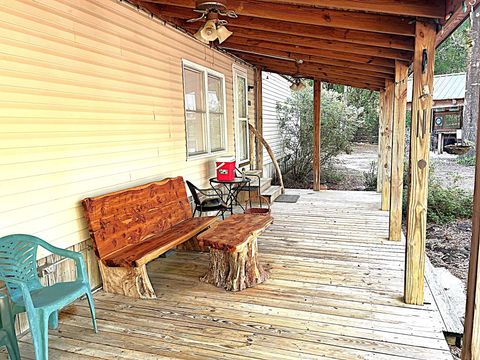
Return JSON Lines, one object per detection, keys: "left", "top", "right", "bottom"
{"left": 210, "top": 177, "right": 251, "bottom": 215}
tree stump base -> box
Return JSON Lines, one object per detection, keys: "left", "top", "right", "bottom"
{"left": 99, "top": 261, "right": 156, "bottom": 299}
{"left": 201, "top": 236, "right": 269, "bottom": 291}
{"left": 198, "top": 214, "right": 273, "bottom": 292}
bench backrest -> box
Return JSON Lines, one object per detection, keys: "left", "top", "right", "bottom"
{"left": 82, "top": 177, "right": 192, "bottom": 260}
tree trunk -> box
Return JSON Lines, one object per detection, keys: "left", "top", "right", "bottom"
{"left": 463, "top": 10, "right": 480, "bottom": 146}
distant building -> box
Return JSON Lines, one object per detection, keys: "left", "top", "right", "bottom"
{"left": 407, "top": 73, "right": 466, "bottom": 153}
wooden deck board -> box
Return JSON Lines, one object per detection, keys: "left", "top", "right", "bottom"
{"left": 16, "top": 190, "right": 452, "bottom": 359}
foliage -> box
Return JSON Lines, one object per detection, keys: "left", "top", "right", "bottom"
{"left": 457, "top": 154, "right": 476, "bottom": 166}
{"left": 363, "top": 161, "right": 377, "bottom": 191}
{"left": 402, "top": 166, "right": 473, "bottom": 224}
{"left": 435, "top": 19, "right": 471, "bottom": 75}
{"left": 346, "top": 88, "right": 380, "bottom": 143}
{"left": 277, "top": 83, "right": 360, "bottom": 188}
{"left": 321, "top": 165, "right": 344, "bottom": 186}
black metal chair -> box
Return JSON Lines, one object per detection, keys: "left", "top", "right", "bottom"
{"left": 186, "top": 181, "right": 229, "bottom": 219}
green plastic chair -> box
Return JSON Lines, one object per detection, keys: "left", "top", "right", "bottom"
{"left": 0, "top": 234, "right": 98, "bottom": 360}
{"left": 0, "top": 293, "right": 20, "bottom": 360}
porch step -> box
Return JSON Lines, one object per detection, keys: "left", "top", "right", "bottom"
{"left": 261, "top": 185, "right": 282, "bottom": 204}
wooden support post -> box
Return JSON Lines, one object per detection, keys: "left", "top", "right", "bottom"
{"left": 389, "top": 61, "right": 409, "bottom": 241}
{"left": 313, "top": 79, "right": 322, "bottom": 191}
{"left": 254, "top": 68, "right": 264, "bottom": 172}
{"left": 381, "top": 79, "right": 394, "bottom": 210}
{"left": 377, "top": 90, "right": 385, "bottom": 193}
{"left": 462, "top": 92, "right": 480, "bottom": 360}
{"left": 404, "top": 20, "right": 436, "bottom": 305}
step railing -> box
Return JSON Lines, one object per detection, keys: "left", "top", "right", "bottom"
{"left": 248, "top": 123, "right": 285, "bottom": 194}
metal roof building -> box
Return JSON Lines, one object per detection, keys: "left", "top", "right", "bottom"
{"left": 407, "top": 72, "right": 466, "bottom": 108}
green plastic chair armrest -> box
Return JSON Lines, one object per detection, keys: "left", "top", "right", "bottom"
{"left": 36, "top": 241, "right": 88, "bottom": 283}
{"left": 3, "top": 278, "right": 35, "bottom": 310}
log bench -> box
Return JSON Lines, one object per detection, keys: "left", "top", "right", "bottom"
{"left": 82, "top": 177, "right": 218, "bottom": 299}
{"left": 198, "top": 214, "right": 273, "bottom": 291}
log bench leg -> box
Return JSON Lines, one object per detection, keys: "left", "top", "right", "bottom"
{"left": 200, "top": 236, "right": 269, "bottom": 291}
{"left": 99, "top": 262, "right": 156, "bottom": 299}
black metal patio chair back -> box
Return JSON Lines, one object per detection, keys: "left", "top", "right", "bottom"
{"left": 186, "top": 180, "right": 228, "bottom": 219}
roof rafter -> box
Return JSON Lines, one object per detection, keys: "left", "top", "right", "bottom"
{"left": 142, "top": 0, "right": 415, "bottom": 35}
{"left": 153, "top": 4, "right": 414, "bottom": 50}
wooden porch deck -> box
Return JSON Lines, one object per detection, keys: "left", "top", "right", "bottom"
{"left": 18, "top": 190, "right": 452, "bottom": 359}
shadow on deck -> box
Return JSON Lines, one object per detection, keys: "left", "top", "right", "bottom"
{"left": 17, "top": 190, "right": 452, "bottom": 359}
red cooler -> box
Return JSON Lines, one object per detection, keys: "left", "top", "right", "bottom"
{"left": 215, "top": 156, "right": 236, "bottom": 181}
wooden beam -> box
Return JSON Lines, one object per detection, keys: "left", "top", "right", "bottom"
{"left": 377, "top": 89, "right": 385, "bottom": 192}
{"left": 313, "top": 79, "right": 321, "bottom": 191}
{"left": 246, "top": 61, "right": 384, "bottom": 90}
{"left": 255, "top": 0, "right": 445, "bottom": 18}
{"left": 223, "top": 37, "right": 396, "bottom": 68}
{"left": 404, "top": 20, "right": 437, "bottom": 306}
{"left": 389, "top": 61, "right": 409, "bottom": 241}
{"left": 153, "top": 4, "right": 414, "bottom": 50}
{"left": 235, "top": 53, "right": 391, "bottom": 83}
{"left": 213, "top": 27, "right": 413, "bottom": 61}
{"left": 254, "top": 68, "right": 264, "bottom": 172}
{"left": 381, "top": 79, "right": 394, "bottom": 211}
{"left": 462, "top": 87, "right": 480, "bottom": 360}
{"left": 225, "top": 46, "right": 394, "bottom": 75}
{"left": 437, "top": 1, "right": 480, "bottom": 47}
{"left": 145, "top": 0, "right": 415, "bottom": 35}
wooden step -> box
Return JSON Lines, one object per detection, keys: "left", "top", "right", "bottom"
{"left": 261, "top": 185, "right": 282, "bottom": 204}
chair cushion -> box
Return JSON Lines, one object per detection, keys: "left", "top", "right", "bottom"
{"left": 102, "top": 216, "right": 218, "bottom": 267}
{"left": 13, "top": 281, "right": 86, "bottom": 311}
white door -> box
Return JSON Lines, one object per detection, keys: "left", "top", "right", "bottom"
{"left": 233, "top": 68, "right": 249, "bottom": 164}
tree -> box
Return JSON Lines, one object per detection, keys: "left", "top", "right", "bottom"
{"left": 435, "top": 19, "right": 471, "bottom": 75}
{"left": 346, "top": 88, "right": 380, "bottom": 143}
{"left": 463, "top": 10, "right": 480, "bottom": 145}
{"left": 276, "top": 83, "right": 360, "bottom": 188}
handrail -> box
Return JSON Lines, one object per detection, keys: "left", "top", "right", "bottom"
{"left": 248, "top": 123, "right": 285, "bottom": 194}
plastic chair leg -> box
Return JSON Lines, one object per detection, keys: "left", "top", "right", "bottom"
{"left": 86, "top": 289, "right": 98, "bottom": 333}
{"left": 5, "top": 340, "right": 20, "bottom": 360}
{"left": 29, "top": 310, "right": 49, "bottom": 360}
{"left": 48, "top": 310, "right": 58, "bottom": 330}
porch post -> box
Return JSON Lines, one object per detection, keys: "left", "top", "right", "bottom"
{"left": 389, "top": 61, "right": 409, "bottom": 241}
{"left": 404, "top": 20, "right": 436, "bottom": 305}
{"left": 255, "top": 67, "right": 264, "bottom": 172}
{"left": 462, "top": 94, "right": 480, "bottom": 360}
{"left": 313, "top": 79, "right": 322, "bottom": 191}
{"left": 377, "top": 90, "right": 385, "bottom": 192}
{"left": 381, "top": 79, "right": 394, "bottom": 210}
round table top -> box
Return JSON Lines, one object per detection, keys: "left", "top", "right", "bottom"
{"left": 210, "top": 177, "right": 251, "bottom": 185}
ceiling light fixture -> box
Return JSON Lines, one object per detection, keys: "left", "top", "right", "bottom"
{"left": 290, "top": 60, "right": 306, "bottom": 91}
{"left": 188, "top": 1, "right": 237, "bottom": 44}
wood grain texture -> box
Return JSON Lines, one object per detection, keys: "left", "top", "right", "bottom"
{"left": 198, "top": 214, "right": 273, "bottom": 252}
{"left": 313, "top": 79, "right": 321, "bottom": 191}
{"left": 389, "top": 61, "right": 408, "bottom": 241}
{"left": 381, "top": 79, "right": 394, "bottom": 211}
{"left": 82, "top": 177, "right": 191, "bottom": 260}
{"left": 463, "top": 91, "right": 480, "bottom": 360}
{"left": 377, "top": 89, "right": 385, "bottom": 192}
{"left": 405, "top": 21, "right": 437, "bottom": 306}
{"left": 15, "top": 190, "right": 452, "bottom": 359}
{"left": 254, "top": 68, "right": 264, "bottom": 172}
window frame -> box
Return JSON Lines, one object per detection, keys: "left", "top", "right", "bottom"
{"left": 182, "top": 59, "right": 228, "bottom": 160}
{"left": 233, "top": 65, "right": 250, "bottom": 164}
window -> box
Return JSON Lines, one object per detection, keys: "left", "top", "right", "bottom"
{"left": 183, "top": 61, "right": 226, "bottom": 157}
{"left": 234, "top": 69, "right": 249, "bottom": 162}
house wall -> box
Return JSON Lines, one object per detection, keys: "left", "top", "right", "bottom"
{"left": 0, "top": 0, "right": 255, "bottom": 263}
{"left": 261, "top": 72, "right": 291, "bottom": 178}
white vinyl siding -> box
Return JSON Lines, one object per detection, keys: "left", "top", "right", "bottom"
{"left": 262, "top": 72, "right": 292, "bottom": 169}
{"left": 0, "top": 0, "right": 254, "bottom": 256}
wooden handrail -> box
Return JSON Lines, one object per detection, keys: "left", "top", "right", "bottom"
{"left": 248, "top": 123, "right": 285, "bottom": 194}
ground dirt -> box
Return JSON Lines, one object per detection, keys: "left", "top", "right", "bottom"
{"left": 332, "top": 143, "right": 474, "bottom": 360}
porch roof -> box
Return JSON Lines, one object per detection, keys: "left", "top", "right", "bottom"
{"left": 130, "top": 0, "right": 478, "bottom": 91}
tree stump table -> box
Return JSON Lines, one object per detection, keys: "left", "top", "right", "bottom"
{"left": 198, "top": 214, "right": 273, "bottom": 292}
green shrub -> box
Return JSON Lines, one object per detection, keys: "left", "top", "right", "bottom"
{"left": 457, "top": 155, "right": 476, "bottom": 167}
{"left": 321, "top": 165, "right": 344, "bottom": 185}
{"left": 363, "top": 161, "right": 377, "bottom": 191}
{"left": 402, "top": 168, "right": 473, "bottom": 224}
